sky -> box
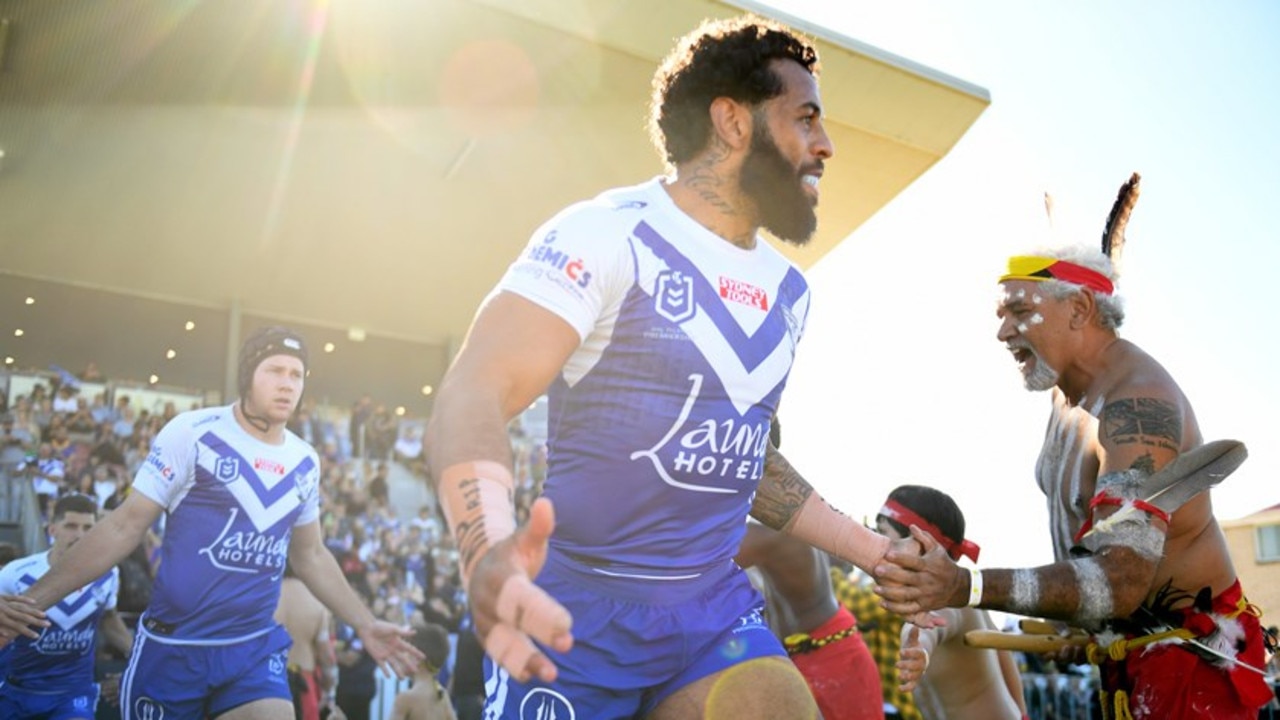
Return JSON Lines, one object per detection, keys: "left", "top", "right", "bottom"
{"left": 757, "top": 1, "right": 1280, "bottom": 571}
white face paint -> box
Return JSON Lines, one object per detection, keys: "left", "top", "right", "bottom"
{"left": 999, "top": 283, "right": 1060, "bottom": 391}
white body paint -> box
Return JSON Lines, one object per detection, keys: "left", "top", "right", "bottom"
{"left": 1035, "top": 390, "right": 1107, "bottom": 560}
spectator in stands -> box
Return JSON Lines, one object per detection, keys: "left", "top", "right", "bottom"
{"left": 89, "top": 423, "right": 127, "bottom": 472}
{"left": 32, "top": 394, "right": 53, "bottom": 431}
{"left": 110, "top": 403, "right": 135, "bottom": 441}
{"left": 349, "top": 395, "right": 373, "bottom": 461}
{"left": 10, "top": 397, "right": 41, "bottom": 447}
{"left": 47, "top": 421, "right": 73, "bottom": 463}
{"left": 0, "top": 413, "right": 33, "bottom": 467}
{"left": 367, "top": 406, "right": 397, "bottom": 463}
{"left": 52, "top": 384, "right": 79, "bottom": 414}
{"left": 79, "top": 362, "right": 105, "bottom": 383}
{"left": 66, "top": 397, "right": 97, "bottom": 437}
{"left": 20, "top": 442, "right": 65, "bottom": 515}
{"left": 367, "top": 463, "right": 390, "bottom": 509}
{"left": 88, "top": 392, "right": 115, "bottom": 425}
{"left": 289, "top": 401, "right": 324, "bottom": 447}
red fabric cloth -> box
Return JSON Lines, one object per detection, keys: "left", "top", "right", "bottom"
{"left": 788, "top": 606, "right": 885, "bottom": 720}
{"left": 289, "top": 665, "right": 323, "bottom": 720}
{"left": 1099, "top": 580, "right": 1271, "bottom": 719}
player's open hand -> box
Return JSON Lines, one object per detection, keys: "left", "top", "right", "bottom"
{"left": 874, "top": 525, "right": 967, "bottom": 615}
{"left": 357, "top": 620, "right": 424, "bottom": 678}
{"left": 0, "top": 594, "right": 47, "bottom": 647}
{"left": 468, "top": 497, "right": 573, "bottom": 683}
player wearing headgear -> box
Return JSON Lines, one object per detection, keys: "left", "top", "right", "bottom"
{"left": 10, "top": 326, "right": 422, "bottom": 720}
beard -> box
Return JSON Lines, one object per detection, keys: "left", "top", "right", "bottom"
{"left": 1011, "top": 342, "right": 1060, "bottom": 392}
{"left": 739, "top": 123, "right": 817, "bottom": 245}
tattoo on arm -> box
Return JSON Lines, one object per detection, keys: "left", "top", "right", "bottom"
{"left": 751, "top": 444, "right": 814, "bottom": 529}
{"left": 1101, "top": 398, "right": 1181, "bottom": 453}
{"left": 452, "top": 476, "right": 508, "bottom": 577}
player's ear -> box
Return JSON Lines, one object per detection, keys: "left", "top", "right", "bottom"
{"left": 708, "top": 97, "right": 753, "bottom": 153}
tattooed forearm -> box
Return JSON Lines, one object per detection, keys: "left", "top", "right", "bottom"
{"left": 750, "top": 444, "right": 814, "bottom": 529}
{"left": 1101, "top": 398, "right": 1181, "bottom": 452}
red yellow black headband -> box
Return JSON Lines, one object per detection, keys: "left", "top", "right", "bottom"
{"left": 879, "top": 500, "right": 980, "bottom": 563}
{"left": 1000, "top": 256, "right": 1114, "bottom": 296}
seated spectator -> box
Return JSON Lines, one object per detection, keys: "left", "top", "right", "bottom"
{"left": 20, "top": 442, "right": 66, "bottom": 512}
{"left": 79, "top": 361, "right": 105, "bottom": 382}
{"left": 52, "top": 383, "right": 79, "bottom": 414}
{"left": 0, "top": 414, "right": 33, "bottom": 467}
{"left": 111, "top": 403, "right": 136, "bottom": 441}
{"left": 90, "top": 391, "right": 117, "bottom": 424}
{"left": 66, "top": 398, "right": 97, "bottom": 438}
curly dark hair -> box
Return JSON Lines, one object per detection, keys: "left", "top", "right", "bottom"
{"left": 649, "top": 15, "right": 819, "bottom": 167}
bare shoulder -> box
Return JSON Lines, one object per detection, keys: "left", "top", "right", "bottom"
{"left": 1095, "top": 341, "right": 1202, "bottom": 458}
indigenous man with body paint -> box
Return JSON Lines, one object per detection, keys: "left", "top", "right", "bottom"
{"left": 424, "top": 15, "right": 922, "bottom": 720}
{"left": 874, "top": 224, "right": 1273, "bottom": 718}
{"left": 5, "top": 326, "right": 421, "bottom": 720}
{"left": 881, "top": 486, "right": 1027, "bottom": 720}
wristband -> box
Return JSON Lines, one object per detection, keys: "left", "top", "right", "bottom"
{"left": 967, "top": 566, "right": 984, "bottom": 608}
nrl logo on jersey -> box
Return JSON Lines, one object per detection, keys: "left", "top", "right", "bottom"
{"left": 215, "top": 457, "right": 240, "bottom": 483}
{"left": 655, "top": 270, "right": 696, "bottom": 324}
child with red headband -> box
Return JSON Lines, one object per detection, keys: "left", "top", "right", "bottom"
{"left": 878, "top": 485, "right": 1029, "bottom": 720}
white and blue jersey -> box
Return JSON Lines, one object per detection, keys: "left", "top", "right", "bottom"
{"left": 497, "top": 177, "right": 809, "bottom": 577}
{"left": 131, "top": 405, "right": 320, "bottom": 643}
{"left": 0, "top": 551, "right": 118, "bottom": 692}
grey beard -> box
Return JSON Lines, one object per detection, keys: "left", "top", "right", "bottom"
{"left": 1023, "top": 350, "right": 1060, "bottom": 392}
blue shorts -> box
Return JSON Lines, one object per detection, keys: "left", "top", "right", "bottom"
{"left": 0, "top": 681, "right": 100, "bottom": 720}
{"left": 121, "top": 623, "right": 293, "bottom": 719}
{"left": 483, "top": 550, "right": 785, "bottom": 719}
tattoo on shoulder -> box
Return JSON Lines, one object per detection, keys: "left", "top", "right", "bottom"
{"left": 1101, "top": 398, "right": 1181, "bottom": 452}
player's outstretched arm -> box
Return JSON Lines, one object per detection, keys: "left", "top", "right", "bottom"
{"left": 425, "top": 292, "right": 581, "bottom": 683}
{"left": 753, "top": 443, "right": 906, "bottom": 576}
{"left": 25, "top": 492, "right": 161, "bottom": 612}
{"left": 289, "top": 521, "right": 422, "bottom": 678}
{"left": 874, "top": 524, "right": 1158, "bottom": 622}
